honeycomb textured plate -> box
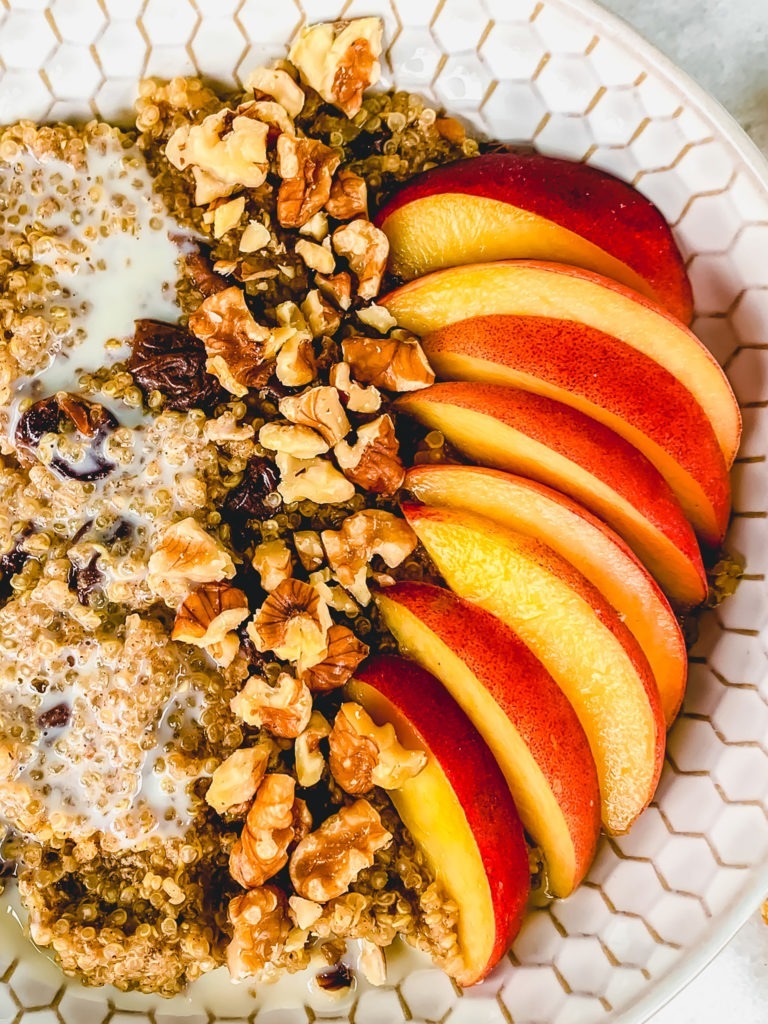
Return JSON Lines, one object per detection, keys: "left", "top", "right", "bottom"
{"left": 1, "top": 0, "right": 768, "bottom": 1022}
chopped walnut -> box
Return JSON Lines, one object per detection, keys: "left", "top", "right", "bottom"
{"left": 248, "top": 577, "right": 332, "bottom": 669}
{"left": 251, "top": 538, "right": 295, "bottom": 592}
{"left": 206, "top": 745, "right": 271, "bottom": 815}
{"left": 275, "top": 333, "right": 317, "bottom": 387}
{"left": 288, "top": 895, "right": 323, "bottom": 930}
{"left": 276, "top": 134, "right": 340, "bottom": 229}
{"left": 300, "top": 624, "right": 368, "bottom": 693}
{"left": 334, "top": 414, "right": 405, "bottom": 496}
{"left": 239, "top": 220, "right": 271, "bottom": 253}
{"left": 275, "top": 452, "right": 356, "bottom": 505}
{"left": 332, "top": 220, "right": 389, "bottom": 300}
{"left": 299, "top": 210, "right": 329, "bottom": 241}
{"left": 329, "top": 362, "right": 381, "bottom": 413}
{"left": 289, "top": 18, "right": 383, "bottom": 118}
{"left": 189, "top": 286, "right": 275, "bottom": 397}
{"left": 359, "top": 940, "right": 387, "bottom": 986}
{"left": 289, "top": 798, "right": 392, "bottom": 903}
{"left": 147, "top": 518, "right": 235, "bottom": 601}
{"left": 310, "top": 570, "right": 360, "bottom": 616}
{"left": 294, "top": 530, "right": 325, "bottom": 572}
{"left": 212, "top": 195, "right": 246, "bottom": 239}
{"left": 295, "top": 710, "right": 331, "bottom": 787}
{"left": 227, "top": 885, "right": 291, "bottom": 982}
{"left": 316, "top": 270, "right": 352, "bottom": 311}
{"left": 245, "top": 67, "right": 305, "bottom": 118}
{"left": 295, "top": 238, "right": 335, "bottom": 275}
{"left": 203, "top": 410, "right": 255, "bottom": 444}
{"left": 357, "top": 303, "right": 397, "bottom": 333}
{"left": 322, "top": 510, "right": 417, "bottom": 605}
{"left": 279, "top": 386, "right": 350, "bottom": 446}
{"left": 172, "top": 581, "right": 249, "bottom": 666}
{"left": 259, "top": 422, "right": 329, "bottom": 459}
{"left": 330, "top": 703, "right": 427, "bottom": 794}
{"left": 301, "top": 289, "right": 341, "bottom": 339}
{"left": 326, "top": 168, "right": 368, "bottom": 220}
{"left": 342, "top": 329, "right": 435, "bottom": 392}
{"left": 231, "top": 672, "right": 312, "bottom": 738}
{"left": 229, "top": 774, "right": 296, "bottom": 890}
{"left": 238, "top": 98, "right": 294, "bottom": 135}
{"left": 166, "top": 109, "right": 269, "bottom": 204}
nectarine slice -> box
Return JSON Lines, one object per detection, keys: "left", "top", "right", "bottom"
{"left": 375, "top": 582, "right": 600, "bottom": 896}
{"left": 402, "top": 503, "right": 666, "bottom": 834}
{"left": 349, "top": 655, "right": 530, "bottom": 985}
{"left": 375, "top": 152, "right": 692, "bottom": 322}
{"left": 382, "top": 260, "right": 741, "bottom": 466}
{"left": 421, "top": 314, "right": 730, "bottom": 546}
{"left": 406, "top": 464, "right": 687, "bottom": 725}
{"left": 396, "top": 382, "right": 707, "bottom": 609}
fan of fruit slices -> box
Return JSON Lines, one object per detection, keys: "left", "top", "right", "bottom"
{"left": 346, "top": 149, "right": 741, "bottom": 984}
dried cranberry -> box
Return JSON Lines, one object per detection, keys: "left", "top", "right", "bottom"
{"left": 224, "top": 457, "right": 281, "bottom": 520}
{"left": 37, "top": 703, "right": 71, "bottom": 730}
{"left": 67, "top": 552, "right": 103, "bottom": 606}
{"left": 15, "top": 394, "right": 118, "bottom": 481}
{"left": 315, "top": 962, "right": 353, "bottom": 992}
{"left": 128, "top": 319, "right": 227, "bottom": 413}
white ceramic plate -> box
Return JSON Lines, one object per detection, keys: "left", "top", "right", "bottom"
{"left": 1, "top": 1, "right": 767, "bottom": 1022}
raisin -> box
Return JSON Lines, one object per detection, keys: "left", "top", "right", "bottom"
{"left": 128, "top": 319, "right": 227, "bottom": 413}
{"left": 0, "top": 535, "right": 31, "bottom": 597}
{"left": 315, "top": 962, "right": 353, "bottom": 992}
{"left": 0, "top": 856, "right": 17, "bottom": 880}
{"left": 68, "top": 552, "right": 103, "bottom": 606}
{"left": 347, "top": 124, "right": 391, "bottom": 160}
{"left": 183, "top": 251, "right": 229, "bottom": 297}
{"left": 224, "top": 457, "right": 281, "bottom": 520}
{"left": 37, "top": 703, "right": 71, "bottom": 730}
{"left": 15, "top": 394, "right": 118, "bottom": 481}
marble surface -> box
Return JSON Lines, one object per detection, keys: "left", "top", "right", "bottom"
{"left": 597, "top": 7, "right": 768, "bottom": 1021}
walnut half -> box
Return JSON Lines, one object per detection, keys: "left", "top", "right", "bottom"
{"left": 189, "top": 286, "right": 274, "bottom": 397}
{"left": 229, "top": 773, "right": 298, "bottom": 889}
{"left": 227, "top": 885, "right": 291, "bottom": 982}
{"left": 248, "top": 577, "right": 333, "bottom": 670}
{"left": 342, "top": 330, "right": 435, "bottom": 392}
{"left": 172, "top": 581, "right": 249, "bottom": 666}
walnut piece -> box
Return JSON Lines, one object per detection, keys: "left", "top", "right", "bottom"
{"left": 322, "top": 510, "right": 417, "bottom": 605}
{"left": 166, "top": 109, "right": 269, "bottom": 204}
{"left": 332, "top": 220, "right": 389, "bottom": 301}
{"left": 189, "top": 286, "right": 274, "bottom": 397}
{"left": 148, "top": 518, "right": 235, "bottom": 601}
{"left": 203, "top": 410, "right": 255, "bottom": 444}
{"left": 356, "top": 303, "right": 397, "bottom": 334}
{"left": 275, "top": 452, "right": 356, "bottom": 505}
{"left": 289, "top": 18, "right": 383, "bottom": 118}
{"left": 206, "top": 744, "right": 271, "bottom": 815}
{"left": 279, "top": 386, "right": 350, "bottom": 446}
{"left": 229, "top": 774, "right": 297, "bottom": 889}
{"left": 359, "top": 939, "right": 387, "bottom": 986}
{"left": 251, "top": 538, "right": 295, "bottom": 592}
{"left": 326, "top": 168, "right": 368, "bottom": 220}
{"left": 259, "top": 422, "right": 329, "bottom": 459}
{"left": 300, "top": 624, "right": 368, "bottom": 693}
{"left": 244, "top": 67, "right": 305, "bottom": 118}
{"left": 227, "top": 885, "right": 291, "bottom": 981}
{"left": 239, "top": 220, "right": 271, "bottom": 253}
{"left": 172, "top": 581, "right": 250, "bottom": 666}
{"left": 231, "top": 672, "right": 313, "bottom": 738}
{"left": 238, "top": 98, "right": 294, "bottom": 135}
{"left": 342, "top": 329, "right": 435, "bottom": 392}
{"left": 288, "top": 895, "right": 323, "bottom": 930}
{"left": 316, "top": 271, "right": 352, "bottom": 312}
{"left": 330, "top": 703, "right": 427, "bottom": 794}
{"left": 248, "top": 577, "right": 332, "bottom": 669}
{"left": 299, "top": 210, "right": 329, "bottom": 241}
{"left": 275, "top": 333, "right": 317, "bottom": 387}
{"left": 294, "top": 710, "right": 332, "bottom": 787}
{"left": 329, "top": 361, "right": 381, "bottom": 413}
{"left": 334, "top": 414, "right": 404, "bottom": 496}
{"left": 295, "top": 238, "right": 335, "bottom": 275}
{"left": 289, "top": 798, "right": 392, "bottom": 903}
{"left": 212, "top": 195, "right": 245, "bottom": 239}
{"left": 301, "top": 289, "right": 341, "bottom": 339}
{"left": 294, "top": 530, "right": 325, "bottom": 572}
{"left": 276, "top": 134, "right": 341, "bottom": 229}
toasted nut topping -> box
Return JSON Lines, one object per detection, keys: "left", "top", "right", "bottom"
{"left": 332, "top": 220, "right": 388, "bottom": 300}
{"left": 172, "top": 581, "right": 250, "bottom": 665}
{"left": 322, "top": 510, "right": 416, "bottom": 605}
{"left": 289, "top": 799, "right": 391, "bottom": 903}
{"left": 315, "top": 270, "right": 353, "bottom": 312}
{"left": 189, "top": 286, "right": 274, "bottom": 396}
{"left": 227, "top": 885, "right": 291, "bottom": 982}
{"left": 359, "top": 939, "right": 387, "bottom": 986}
{"left": 166, "top": 110, "right": 269, "bottom": 204}
{"left": 275, "top": 333, "right": 317, "bottom": 387}
{"left": 148, "top": 518, "right": 235, "bottom": 602}
{"left": 277, "top": 134, "right": 340, "bottom": 229}
{"left": 252, "top": 538, "right": 295, "bottom": 592}
{"left": 342, "top": 329, "right": 434, "bottom": 392}
{"left": 279, "top": 386, "right": 350, "bottom": 446}
{"left": 329, "top": 361, "right": 381, "bottom": 413}
{"left": 294, "top": 530, "right": 325, "bottom": 572}
{"left": 295, "top": 238, "right": 335, "bottom": 275}
{"left": 259, "top": 422, "right": 329, "bottom": 459}
{"left": 213, "top": 195, "right": 246, "bottom": 239}
{"left": 326, "top": 168, "right": 368, "bottom": 220}
{"left": 229, "top": 775, "right": 296, "bottom": 889}
{"left": 334, "top": 414, "right": 405, "bottom": 496}
{"left": 331, "top": 703, "right": 427, "bottom": 794}
{"left": 275, "top": 453, "right": 356, "bottom": 505}
{"left": 310, "top": 570, "right": 360, "bottom": 616}
{"left": 245, "top": 67, "right": 305, "bottom": 118}
{"left": 288, "top": 895, "right": 323, "bottom": 930}
{"left": 301, "top": 288, "right": 341, "bottom": 339}
{"left": 356, "top": 303, "right": 397, "bottom": 333}
{"left": 238, "top": 98, "right": 294, "bottom": 135}
{"left": 239, "top": 220, "right": 271, "bottom": 253}
{"left": 289, "top": 18, "right": 383, "bottom": 118}
{"left": 206, "top": 745, "right": 271, "bottom": 814}
{"left": 298, "top": 210, "right": 329, "bottom": 241}
{"left": 231, "top": 672, "right": 313, "bottom": 737}
{"left": 248, "top": 577, "right": 332, "bottom": 669}
{"left": 300, "top": 624, "right": 368, "bottom": 693}
{"left": 294, "top": 710, "right": 332, "bottom": 787}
